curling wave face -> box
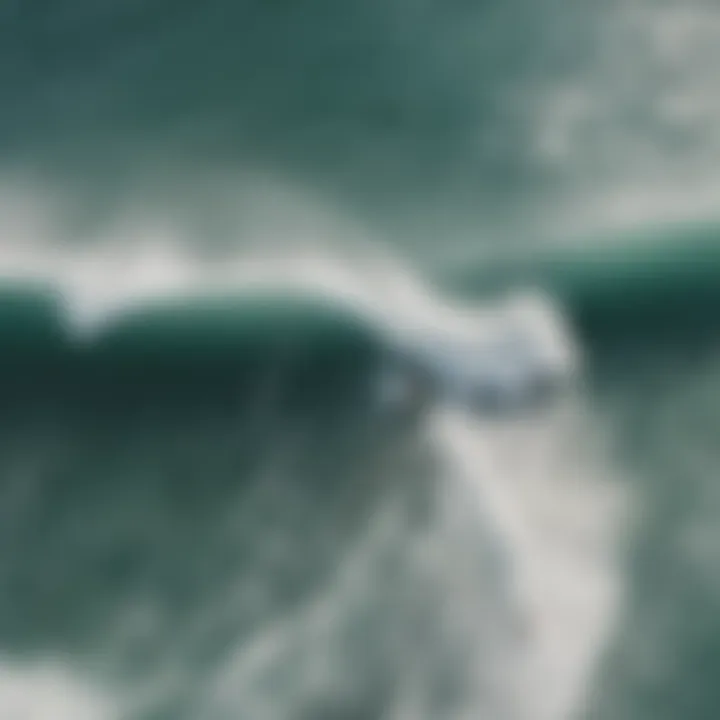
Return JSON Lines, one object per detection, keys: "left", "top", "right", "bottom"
{"left": 0, "top": 241, "right": 580, "bottom": 421}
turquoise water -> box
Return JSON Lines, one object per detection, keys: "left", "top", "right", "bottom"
{"left": 0, "top": 1, "right": 720, "bottom": 719}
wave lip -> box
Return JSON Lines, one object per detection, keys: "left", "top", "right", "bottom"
{"left": 378, "top": 289, "right": 581, "bottom": 421}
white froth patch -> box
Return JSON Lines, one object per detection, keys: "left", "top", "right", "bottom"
{"left": 531, "top": 0, "right": 720, "bottom": 237}
{"left": 428, "top": 403, "right": 627, "bottom": 720}
{"left": 0, "top": 657, "right": 118, "bottom": 720}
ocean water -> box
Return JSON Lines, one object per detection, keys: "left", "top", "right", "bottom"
{"left": 0, "top": 1, "right": 719, "bottom": 719}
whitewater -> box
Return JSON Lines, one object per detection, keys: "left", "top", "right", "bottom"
{"left": 0, "top": 230, "right": 629, "bottom": 720}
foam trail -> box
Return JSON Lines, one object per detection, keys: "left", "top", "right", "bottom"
{"left": 193, "top": 401, "right": 624, "bottom": 720}
{"left": 427, "top": 403, "right": 625, "bottom": 720}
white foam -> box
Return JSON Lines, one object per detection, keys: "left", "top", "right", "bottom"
{"left": 531, "top": 0, "right": 720, "bottom": 238}
{"left": 427, "top": 405, "right": 626, "bottom": 720}
{"left": 0, "top": 657, "right": 118, "bottom": 720}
